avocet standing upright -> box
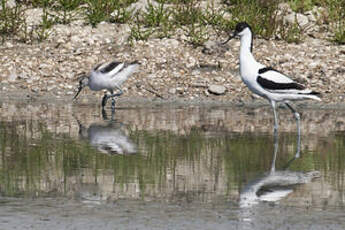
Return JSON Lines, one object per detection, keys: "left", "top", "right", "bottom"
{"left": 73, "top": 60, "right": 140, "bottom": 111}
{"left": 223, "top": 22, "right": 321, "bottom": 136}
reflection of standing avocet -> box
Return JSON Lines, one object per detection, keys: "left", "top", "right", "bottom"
{"left": 77, "top": 118, "right": 137, "bottom": 155}
{"left": 240, "top": 133, "right": 320, "bottom": 208}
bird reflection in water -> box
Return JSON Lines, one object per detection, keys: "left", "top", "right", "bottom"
{"left": 240, "top": 132, "right": 320, "bottom": 208}
{"left": 76, "top": 110, "right": 137, "bottom": 155}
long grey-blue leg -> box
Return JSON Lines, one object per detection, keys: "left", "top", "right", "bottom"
{"left": 113, "top": 85, "right": 123, "bottom": 97}
{"left": 270, "top": 100, "right": 279, "bottom": 135}
{"left": 285, "top": 101, "right": 301, "bottom": 158}
{"left": 109, "top": 86, "right": 124, "bottom": 111}
{"left": 270, "top": 130, "right": 279, "bottom": 173}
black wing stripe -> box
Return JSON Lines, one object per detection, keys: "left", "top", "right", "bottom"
{"left": 257, "top": 76, "right": 305, "bottom": 90}
{"left": 93, "top": 62, "right": 104, "bottom": 71}
{"left": 99, "top": 61, "right": 123, "bottom": 73}
{"left": 309, "top": 91, "right": 321, "bottom": 95}
{"left": 258, "top": 67, "right": 279, "bottom": 74}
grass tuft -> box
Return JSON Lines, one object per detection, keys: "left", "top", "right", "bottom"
{"left": 0, "top": 0, "right": 344, "bottom": 45}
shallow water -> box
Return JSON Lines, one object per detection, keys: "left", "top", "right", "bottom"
{"left": 0, "top": 102, "right": 345, "bottom": 229}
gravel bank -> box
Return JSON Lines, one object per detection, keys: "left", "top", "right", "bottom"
{"left": 0, "top": 7, "right": 344, "bottom": 106}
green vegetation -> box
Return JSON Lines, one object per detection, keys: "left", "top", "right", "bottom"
{"left": 0, "top": 0, "right": 344, "bottom": 44}
{"left": 326, "top": 0, "right": 345, "bottom": 44}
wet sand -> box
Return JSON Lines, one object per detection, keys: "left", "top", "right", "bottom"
{"left": 1, "top": 197, "right": 344, "bottom": 230}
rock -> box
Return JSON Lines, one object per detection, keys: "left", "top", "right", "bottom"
{"left": 5, "top": 42, "right": 14, "bottom": 48}
{"left": 31, "top": 86, "right": 40, "bottom": 93}
{"left": 168, "top": 88, "right": 176, "bottom": 94}
{"left": 25, "top": 8, "right": 44, "bottom": 26}
{"left": 214, "top": 77, "right": 224, "bottom": 82}
{"left": 186, "top": 56, "right": 197, "bottom": 68}
{"left": 127, "top": 0, "right": 163, "bottom": 15}
{"left": 0, "top": 0, "right": 16, "bottom": 10}
{"left": 305, "top": 11, "right": 317, "bottom": 22}
{"left": 208, "top": 85, "right": 226, "bottom": 95}
{"left": 8, "top": 71, "right": 17, "bottom": 82}
{"left": 176, "top": 87, "right": 184, "bottom": 94}
{"left": 284, "top": 13, "right": 309, "bottom": 28}
{"left": 203, "top": 40, "right": 217, "bottom": 54}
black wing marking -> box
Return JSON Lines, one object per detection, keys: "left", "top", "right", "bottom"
{"left": 258, "top": 67, "right": 280, "bottom": 74}
{"left": 129, "top": 60, "right": 140, "bottom": 65}
{"left": 99, "top": 61, "right": 123, "bottom": 74}
{"left": 257, "top": 76, "right": 305, "bottom": 91}
{"left": 93, "top": 62, "right": 104, "bottom": 71}
{"left": 309, "top": 91, "right": 321, "bottom": 95}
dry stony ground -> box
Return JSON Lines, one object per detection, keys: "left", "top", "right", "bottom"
{"left": 0, "top": 16, "right": 344, "bottom": 107}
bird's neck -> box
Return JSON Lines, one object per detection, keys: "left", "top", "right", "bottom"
{"left": 239, "top": 33, "right": 257, "bottom": 75}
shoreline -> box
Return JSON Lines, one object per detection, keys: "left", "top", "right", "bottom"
{"left": 1, "top": 90, "right": 343, "bottom": 110}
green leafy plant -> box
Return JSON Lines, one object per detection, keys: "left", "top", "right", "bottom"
{"left": 34, "top": 7, "right": 55, "bottom": 41}
{"left": 183, "top": 23, "right": 209, "bottom": 46}
{"left": 52, "top": 0, "right": 84, "bottom": 24}
{"left": 225, "top": 0, "right": 282, "bottom": 40}
{"left": 288, "top": 0, "right": 314, "bottom": 13}
{"left": 84, "top": 0, "right": 134, "bottom": 27}
{"left": 172, "top": 0, "right": 203, "bottom": 26}
{"left": 142, "top": 1, "right": 170, "bottom": 27}
{"left": 333, "top": 20, "right": 345, "bottom": 44}
{"left": 280, "top": 21, "right": 303, "bottom": 43}
{"left": 0, "top": 1, "right": 26, "bottom": 42}
{"left": 324, "top": 0, "right": 345, "bottom": 44}
{"left": 129, "top": 14, "right": 154, "bottom": 42}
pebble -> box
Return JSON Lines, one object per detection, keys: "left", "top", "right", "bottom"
{"left": 168, "top": 88, "right": 177, "bottom": 94}
{"left": 208, "top": 85, "right": 226, "bottom": 95}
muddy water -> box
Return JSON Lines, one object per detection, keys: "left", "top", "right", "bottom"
{"left": 0, "top": 101, "right": 345, "bottom": 229}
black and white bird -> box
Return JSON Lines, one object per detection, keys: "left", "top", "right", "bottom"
{"left": 223, "top": 22, "right": 321, "bottom": 135}
{"left": 73, "top": 60, "right": 140, "bottom": 110}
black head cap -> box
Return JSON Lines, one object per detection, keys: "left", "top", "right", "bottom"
{"left": 234, "top": 22, "right": 252, "bottom": 34}
{"left": 222, "top": 22, "right": 253, "bottom": 45}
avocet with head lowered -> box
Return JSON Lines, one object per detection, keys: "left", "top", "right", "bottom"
{"left": 73, "top": 60, "right": 140, "bottom": 111}
{"left": 223, "top": 22, "right": 321, "bottom": 136}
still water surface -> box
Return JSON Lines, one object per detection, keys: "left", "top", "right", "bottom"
{"left": 0, "top": 102, "right": 344, "bottom": 228}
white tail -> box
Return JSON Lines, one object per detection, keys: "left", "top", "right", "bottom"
{"left": 113, "top": 62, "right": 140, "bottom": 86}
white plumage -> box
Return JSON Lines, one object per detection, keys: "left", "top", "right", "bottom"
{"left": 223, "top": 22, "right": 321, "bottom": 134}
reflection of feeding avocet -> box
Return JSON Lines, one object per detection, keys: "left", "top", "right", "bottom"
{"left": 76, "top": 112, "right": 137, "bottom": 155}
{"left": 240, "top": 133, "right": 320, "bottom": 208}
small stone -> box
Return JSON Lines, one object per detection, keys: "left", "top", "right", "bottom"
{"left": 208, "top": 85, "right": 226, "bottom": 95}
{"left": 5, "top": 42, "right": 14, "bottom": 48}
{"left": 168, "top": 88, "right": 176, "bottom": 94}
{"left": 176, "top": 87, "right": 184, "bottom": 94}
{"left": 31, "top": 87, "right": 40, "bottom": 93}
{"left": 214, "top": 77, "right": 224, "bottom": 82}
